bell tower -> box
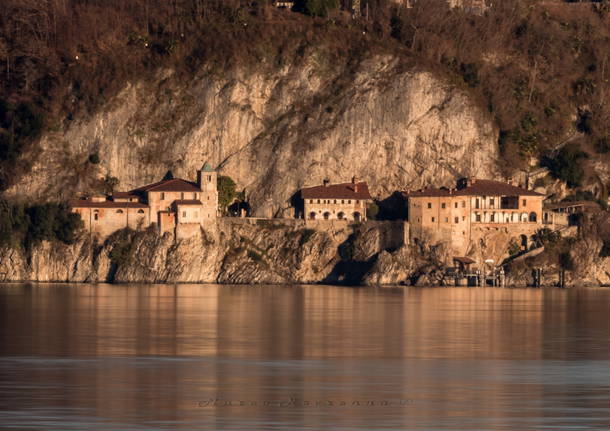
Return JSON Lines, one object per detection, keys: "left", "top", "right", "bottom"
{"left": 197, "top": 161, "right": 219, "bottom": 219}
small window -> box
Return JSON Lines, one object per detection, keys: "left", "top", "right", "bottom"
{"left": 348, "top": 200, "right": 351, "bottom": 204}
{"left": 454, "top": 202, "right": 458, "bottom": 208}
{"left": 431, "top": 217, "right": 435, "bottom": 222}
{"left": 207, "top": 175, "right": 212, "bottom": 182}
{"left": 444, "top": 217, "right": 449, "bottom": 223}
{"left": 490, "top": 213, "right": 495, "bottom": 222}
{"left": 317, "top": 199, "right": 321, "bottom": 204}
{"left": 160, "top": 192, "right": 165, "bottom": 200}
{"left": 462, "top": 216, "right": 465, "bottom": 221}
{"left": 427, "top": 202, "right": 432, "bottom": 209}
{"left": 93, "top": 212, "right": 99, "bottom": 221}
{"left": 182, "top": 211, "right": 187, "bottom": 218}
{"left": 193, "top": 192, "right": 198, "bottom": 199}
{"left": 137, "top": 209, "right": 145, "bottom": 214}
{"left": 116, "top": 209, "right": 124, "bottom": 214}
{"left": 334, "top": 199, "right": 337, "bottom": 204}
{"left": 475, "top": 213, "right": 481, "bottom": 222}
{"left": 462, "top": 201, "right": 466, "bottom": 208}
{"left": 522, "top": 199, "right": 527, "bottom": 206}
{"left": 341, "top": 200, "right": 344, "bottom": 204}
{"left": 454, "top": 217, "right": 459, "bottom": 223}
{"left": 356, "top": 200, "right": 360, "bottom": 204}
{"left": 441, "top": 203, "right": 446, "bottom": 209}
{"left": 181, "top": 192, "right": 185, "bottom": 199}
{"left": 490, "top": 198, "right": 495, "bottom": 208}
{"left": 310, "top": 199, "right": 313, "bottom": 204}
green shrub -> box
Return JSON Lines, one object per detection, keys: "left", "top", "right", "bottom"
{"left": 109, "top": 230, "right": 136, "bottom": 266}
{"left": 88, "top": 153, "right": 100, "bottom": 164}
{"left": 218, "top": 175, "right": 237, "bottom": 214}
{"left": 541, "top": 144, "right": 588, "bottom": 188}
{"left": 367, "top": 202, "right": 379, "bottom": 220}
{"left": 0, "top": 200, "right": 82, "bottom": 249}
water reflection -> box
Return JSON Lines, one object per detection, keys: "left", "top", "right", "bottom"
{"left": 1, "top": 284, "right": 610, "bottom": 430}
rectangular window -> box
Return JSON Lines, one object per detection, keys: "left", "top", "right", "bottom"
{"left": 462, "top": 201, "right": 466, "bottom": 208}
{"left": 431, "top": 217, "right": 435, "bottom": 222}
{"left": 454, "top": 202, "right": 458, "bottom": 208}
{"left": 341, "top": 200, "right": 344, "bottom": 204}
{"left": 181, "top": 192, "right": 185, "bottom": 199}
{"left": 462, "top": 216, "right": 465, "bottom": 221}
{"left": 348, "top": 200, "right": 351, "bottom": 204}
{"left": 160, "top": 192, "right": 165, "bottom": 200}
{"left": 454, "top": 217, "right": 459, "bottom": 223}
{"left": 441, "top": 203, "right": 446, "bottom": 209}
{"left": 444, "top": 217, "right": 449, "bottom": 223}
{"left": 491, "top": 213, "right": 495, "bottom": 222}
{"left": 193, "top": 192, "right": 197, "bottom": 199}
{"left": 475, "top": 213, "right": 481, "bottom": 222}
{"left": 490, "top": 198, "right": 495, "bottom": 208}
{"left": 522, "top": 199, "right": 527, "bottom": 206}
{"left": 427, "top": 202, "right": 432, "bottom": 209}
{"left": 208, "top": 175, "right": 212, "bottom": 182}
{"left": 310, "top": 199, "right": 313, "bottom": 204}
{"left": 182, "top": 211, "right": 187, "bottom": 218}
{"left": 475, "top": 198, "right": 480, "bottom": 209}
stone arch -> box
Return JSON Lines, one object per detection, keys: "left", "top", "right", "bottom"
{"left": 323, "top": 212, "right": 331, "bottom": 220}
{"left": 116, "top": 209, "right": 124, "bottom": 214}
{"left": 137, "top": 209, "right": 145, "bottom": 214}
{"left": 529, "top": 212, "right": 537, "bottom": 222}
{"left": 521, "top": 212, "right": 528, "bottom": 222}
{"left": 309, "top": 212, "right": 316, "bottom": 220}
{"left": 353, "top": 212, "right": 362, "bottom": 222}
{"left": 337, "top": 211, "right": 345, "bottom": 220}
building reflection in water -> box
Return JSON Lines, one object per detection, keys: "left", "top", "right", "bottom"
{"left": 2, "top": 284, "right": 610, "bottom": 430}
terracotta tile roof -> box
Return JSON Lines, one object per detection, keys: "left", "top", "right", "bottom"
{"left": 130, "top": 178, "right": 201, "bottom": 193}
{"left": 404, "top": 179, "right": 544, "bottom": 198}
{"left": 111, "top": 192, "right": 140, "bottom": 199}
{"left": 69, "top": 199, "right": 148, "bottom": 209}
{"left": 174, "top": 200, "right": 203, "bottom": 206}
{"left": 301, "top": 182, "right": 372, "bottom": 200}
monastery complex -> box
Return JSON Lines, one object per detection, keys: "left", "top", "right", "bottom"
{"left": 70, "top": 165, "right": 576, "bottom": 265}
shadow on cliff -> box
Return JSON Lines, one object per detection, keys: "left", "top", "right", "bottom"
{"left": 321, "top": 232, "right": 377, "bottom": 285}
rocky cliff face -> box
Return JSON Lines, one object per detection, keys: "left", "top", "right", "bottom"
{"left": 8, "top": 55, "right": 498, "bottom": 216}
{"left": 0, "top": 220, "right": 426, "bottom": 285}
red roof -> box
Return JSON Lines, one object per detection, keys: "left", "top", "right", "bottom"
{"left": 301, "top": 182, "right": 372, "bottom": 200}
{"left": 404, "top": 179, "right": 544, "bottom": 198}
{"left": 174, "top": 200, "right": 203, "bottom": 206}
{"left": 69, "top": 199, "right": 148, "bottom": 209}
{"left": 111, "top": 192, "right": 140, "bottom": 199}
{"left": 130, "top": 178, "right": 201, "bottom": 193}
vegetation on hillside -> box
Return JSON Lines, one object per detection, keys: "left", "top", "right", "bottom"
{"left": 0, "top": 200, "right": 83, "bottom": 249}
{"left": 0, "top": 0, "right": 608, "bottom": 194}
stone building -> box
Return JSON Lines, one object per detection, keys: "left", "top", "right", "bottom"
{"left": 70, "top": 163, "right": 218, "bottom": 239}
{"left": 404, "top": 178, "right": 545, "bottom": 255}
{"left": 300, "top": 178, "right": 372, "bottom": 222}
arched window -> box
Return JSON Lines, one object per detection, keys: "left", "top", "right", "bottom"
{"left": 116, "top": 209, "right": 124, "bottom": 214}
{"left": 93, "top": 210, "right": 99, "bottom": 221}
{"left": 323, "top": 212, "right": 331, "bottom": 220}
{"left": 353, "top": 212, "right": 361, "bottom": 222}
{"left": 521, "top": 212, "right": 528, "bottom": 222}
{"left": 529, "top": 212, "right": 537, "bottom": 222}
{"left": 309, "top": 212, "right": 316, "bottom": 220}
{"left": 137, "top": 209, "right": 145, "bottom": 214}
{"left": 337, "top": 212, "right": 345, "bottom": 220}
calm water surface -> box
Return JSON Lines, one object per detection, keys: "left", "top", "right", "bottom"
{"left": 2, "top": 284, "right": 610, "bottom": 430}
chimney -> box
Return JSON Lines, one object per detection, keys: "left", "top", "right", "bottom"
{"left": 323, "top": 179, "right": 330, "bottom": 187}
{"left": 352, "top": 176, "right": 358, "bottom": 193}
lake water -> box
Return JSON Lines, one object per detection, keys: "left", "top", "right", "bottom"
{"left": 2, "top": 284, "right": 610, "bottom": 430}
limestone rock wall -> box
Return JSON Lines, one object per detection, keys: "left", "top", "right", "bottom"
{"left": 7, "top": 56, "right": 498, "bottom": 217}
